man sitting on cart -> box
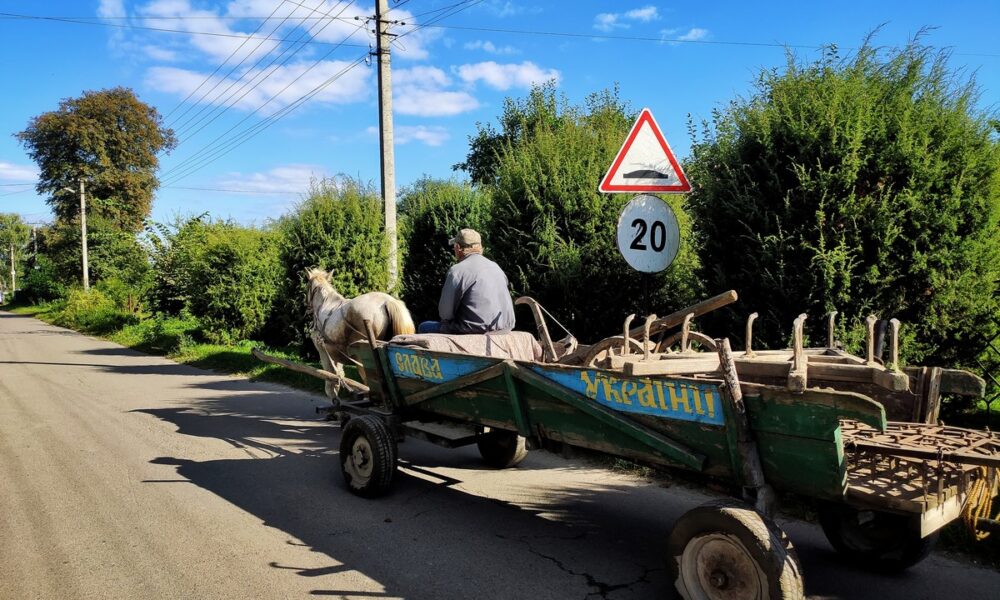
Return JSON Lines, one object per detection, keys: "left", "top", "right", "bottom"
{"left": 417, "top": 228, "right": 516, "bottom": 335}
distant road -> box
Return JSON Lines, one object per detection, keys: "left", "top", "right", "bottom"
{"left": 1, "top": 310, "right": 998, "bottom": 599}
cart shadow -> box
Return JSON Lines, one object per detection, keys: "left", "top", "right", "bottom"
{"left": 136, "top": 394, "right": 1000, "bottom": 600}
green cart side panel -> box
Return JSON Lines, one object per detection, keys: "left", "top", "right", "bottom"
{"left": 745, "top": 387, "right": 886, "bottom": 499}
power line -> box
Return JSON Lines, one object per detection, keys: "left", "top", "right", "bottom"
{"left": 0, "top": 12, "right": 368, "bottom": 48}
{"left": 164, "top": 0, "right": 292, "bottom": 122}
{"left": 160, "top": 18, "right": 368, "bottom": 181}
{"left": 171, "top": 0, "right": 356, "bottom": 140}
{"left": 6, "top": 10, "right": 997, "bottom": 58}
{"left": 161, "top": 54, "right": 368, "bottom": 185}
{"left": 163, "top": 186, "right": 303, "bottom": 195}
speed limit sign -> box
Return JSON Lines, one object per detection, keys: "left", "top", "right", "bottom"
{"left": 616, "top": 195, "right": 680, "bottom": 273}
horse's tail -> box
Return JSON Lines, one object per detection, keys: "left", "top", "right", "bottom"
{"left": 386, "top": 298, "right": 416, "bottom": 336}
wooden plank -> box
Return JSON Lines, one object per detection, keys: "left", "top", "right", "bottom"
{"left": 251, "top": 347, "right": 369, "bottom": 393}
{"left": 923, "top": 367, "right": 943, "bottom": 424}
{"left": 622, "top": 357, "right": 721, "bottom": 375}
{"left": 938, "top": 368, "right": 986, "bottom": 397}
{"left": 626, "top": 290, "right": 738, "bottom": 340}
{"left": 403, "top": 361, "right": 507, "bottom": 406}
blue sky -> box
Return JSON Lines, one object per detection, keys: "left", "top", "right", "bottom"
{"left": 1, "top": 0, "right": 997, "bottom": 226}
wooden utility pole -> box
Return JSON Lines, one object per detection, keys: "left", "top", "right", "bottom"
{"left": 374, "top": 0, "right": 398, "bottom": 291}
{"left": 79, "top": 179, "right": 89, "bottom": 291}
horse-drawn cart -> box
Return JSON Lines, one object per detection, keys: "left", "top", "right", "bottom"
{"left": 258, "top": 290, "right": 1000, "bottom": 598}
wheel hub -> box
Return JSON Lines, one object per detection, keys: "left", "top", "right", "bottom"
{"left": 680, "top": 533, "right": 767, "bottom": 600}
{"left": 346, "top": 437, "right": 374, "bottom": 483}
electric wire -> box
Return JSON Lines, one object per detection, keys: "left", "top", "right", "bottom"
{"left": 171, "top": 0, "right": 356, "bottom": 141}
{"left": 160, "top": 54, "right": 368, "bottom": 185}
{"left": 159, "top": 18, "right": 368, "bottom": 182}
{"left": 163, "top": 0, "right": 290, "bottom": 121}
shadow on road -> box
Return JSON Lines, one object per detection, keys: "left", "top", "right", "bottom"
{"left": 130, "top": 387, "right": 983, "bottom": 600}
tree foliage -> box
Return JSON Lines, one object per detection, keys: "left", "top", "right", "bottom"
{"left": 399, "top": 178, "right": 492, "bottom": 321}
{"left": 16, "top": 87, "right": 176, "bottom": 233}
{"left": 267, "top": 177, "right": 389, "bottom": 346}
{"left": 466, "top": 85, "right": 702, "bottom": 342}
{"left": 0, "top": 213, "right": 32, "bottom": 295}
{"left": 685, "top": 39, "right": 1000, "bottom": 366}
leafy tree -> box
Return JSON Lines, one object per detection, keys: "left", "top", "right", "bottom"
{"left": 0, "top": 214, "right": 31, "bottom": 298}
{"left": 399, "top": 178, "right": 492, "bottom": 320}
{"left": 43, "top": 215, "right": 150, "bottom": 291}
{"left": 146, "top": 214, "right": 212, "bottom": 314}
{"left": 464, "top": 85, "right": 702, "bottom": 342}
{"left": 16, "top": 87, "right": 176, "bottom": 233}
{"left": 685, "top": 39, "right": 1000, "bottom": 367}
{"left": 267, "top": 176, "right": 389, "bottom": 347}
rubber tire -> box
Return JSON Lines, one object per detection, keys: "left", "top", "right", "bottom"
{"left": 668, "top": 500, "right": 804, "bottom": 600}
{"left": 339, "top": 414, "right": 397, "bottom": 498}
{"left": 818, "top": 503, "right": 938, "bottom": 572}
{"left": 476, "top": 429, "right": 528, "bottom": 468}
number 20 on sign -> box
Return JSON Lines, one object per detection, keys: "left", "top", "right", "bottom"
{"left": 616, "top": 195, "right": 680, "bottom": 273}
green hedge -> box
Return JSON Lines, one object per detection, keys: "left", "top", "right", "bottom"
{"left": 399, "top": 178, "right": 492, "bottom": 321}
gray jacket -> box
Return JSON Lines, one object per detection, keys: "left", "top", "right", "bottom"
{"left": 438, "top": 253, "right": 515, "bottom": 334}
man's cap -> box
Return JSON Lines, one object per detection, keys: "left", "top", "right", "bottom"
{"left": 449, "top": 228, "right": 482, "bottom": 248}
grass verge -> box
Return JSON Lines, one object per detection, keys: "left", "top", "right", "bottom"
{"left": 6, "top": 301, "right": 326, "bottom": 396}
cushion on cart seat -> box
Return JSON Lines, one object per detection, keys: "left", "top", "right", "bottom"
{"left": 389, "top": 331, "right": 542, "bottom": 362}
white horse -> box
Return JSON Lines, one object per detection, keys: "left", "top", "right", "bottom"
{"left": 306, "top": 268, "right": 415, "bottom": 398}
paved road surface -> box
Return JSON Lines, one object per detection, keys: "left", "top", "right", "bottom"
{"left": 1, "top": 310, "right": 998, "bottom": 599}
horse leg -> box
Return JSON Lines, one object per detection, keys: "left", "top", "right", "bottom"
{"left": 311, "top": 330, "right": 343, "bottom": 400}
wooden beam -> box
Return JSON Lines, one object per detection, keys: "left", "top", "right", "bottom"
{"left": 403, "top": 361, "right": 508, "bottom": 406}
{"left": 627, "top": 290, "right": 738, "bottom": 339}
{"left": 251, "top": 348, "right": 369, "bottom": 393}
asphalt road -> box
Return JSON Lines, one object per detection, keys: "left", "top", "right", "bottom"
{"left": 2, "top": 310, "right": 999, "bottom": 600}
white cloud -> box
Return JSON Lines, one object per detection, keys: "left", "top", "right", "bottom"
{"left": 677, "top": 27, "right": 709, "bottom": 42}
{"left": 594, "top": 6, "right": 660, "bottom": 31}
{"left": 463, "top": 40, "right": 519, "bottom": 55}
{"left": 395, "top": 125, "right": 450, "bottom": 147}
{"left": 145, "top": 59, "right": 371, "bottom": 114}
{"left": 0, "top": 162, "right": 39, "bottom": 182}
{"left": 143, "top": 45, "right": 178, "bottom": 61}
{"left": 217, "top": 164, "right": 327, "bottom": 194}
{"left": 139, "top": 0, "right": 282, "bottom": 63}
{"left": 485, "top": 1, "right": 542, "bottom": 18}
{"left": 625, "top": 6, "right": 659, "bottom": 22}
{"left": 594, "top": 13, "right": 623, "bottom": 32}
{"left": 393, "top": 66, "right": 479, "bottom": 117}
{"left": 98, "top": 0, "right": 126, "bottom": 18}
{"left": 456, "top": 61, "right": 560, "bottom": 90}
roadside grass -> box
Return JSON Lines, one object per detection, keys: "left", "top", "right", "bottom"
{"left": 6, "top": 301, "right": 326, "bottom": 396}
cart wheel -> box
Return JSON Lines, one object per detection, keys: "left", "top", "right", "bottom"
{"left": 339, "top": 415, "right": 397, "bottom": 497}
{"left": 476, "top": 429, "right": 528, "bottom": 468}
{"left": 817, "top": 503, "right": 937, "bottom": 571}
{"left": 668, "top": 500, "right": 804, "bottom": 600}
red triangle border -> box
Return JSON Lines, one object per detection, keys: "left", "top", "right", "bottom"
{"left": 599, "top": 108, "right": 691, "bottom": 193}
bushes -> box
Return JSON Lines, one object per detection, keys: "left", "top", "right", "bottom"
{"left": 268, "top": 176, "right": 389, "bottom": 346}
{"left": 685, "top": 40, "right": 1000, "bottom": 367}
{"left": 55, "top": 288, "right": 136, "bottom": 333}
{"left": 184, "top": 224, "right": 281, "bottom": 343}
{"left": 399, "top": 178, "right": 491, "bottom": 320}
{"left": 21, "top": 255, "right": 66, "bottom": 303}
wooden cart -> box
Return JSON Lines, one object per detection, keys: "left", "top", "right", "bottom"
{"left": 256, "top": 292, "right": 998, "bottom": 598}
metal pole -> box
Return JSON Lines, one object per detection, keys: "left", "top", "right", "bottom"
{"left": 8, "top": 243, "right": 14, "bottom": 300}
{"left": 374, "top": 0, "right": 398, "bottom": 291}
{"left": 80, "top": 179, "right": 89, "bottom": 290}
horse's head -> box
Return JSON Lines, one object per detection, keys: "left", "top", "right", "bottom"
{"left": 305, "top": 267, "right": 344, "bottom": 309}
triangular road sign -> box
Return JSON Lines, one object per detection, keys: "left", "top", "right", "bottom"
{"left": 599, "top": 108, "right": 690, "bottom": 194}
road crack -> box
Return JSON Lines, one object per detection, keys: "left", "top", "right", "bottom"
{"left": 497, "top": 534, "right": 659, "bottom": 599}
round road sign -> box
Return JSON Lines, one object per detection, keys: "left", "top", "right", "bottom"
{"left": 616, "top": 195, "right": 680, "bottom": 273}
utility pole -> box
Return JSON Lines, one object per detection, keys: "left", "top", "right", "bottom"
{"left": 374, "top": 0, "right": 398, "bottom": 291}
{"left": 8, "top": 243, "right": 14, "bottom": 301}
{"left": 79, "top": 179, "right": 89, "bottom": 291}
